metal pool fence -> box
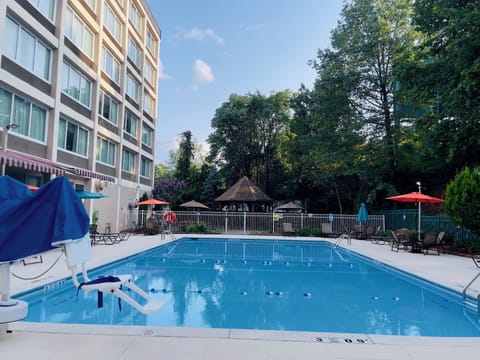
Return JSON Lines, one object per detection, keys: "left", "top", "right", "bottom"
{"left": 124, "top": 210, "right": 385, "bottom": 236}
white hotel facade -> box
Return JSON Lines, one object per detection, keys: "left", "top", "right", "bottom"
{"left": 0, "top": 0, "right": 161, "bottom": 231}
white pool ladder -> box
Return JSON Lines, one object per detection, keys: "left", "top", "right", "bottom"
{"left": 462, "top": 256, "right": 480, "bottom": 314}
{"left": 334, "top": 234, "right": 351, "bottom": 248}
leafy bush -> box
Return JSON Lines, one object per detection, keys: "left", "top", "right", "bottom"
{"left": 186, "top": 222, "right": 209, "bottom": 233}
{"left": 445, "top": 167, "right": 480, "bottom": 236}
{"left": 312, "top": 228, "right": 323, "bottom": 237}
{"left": 297, "top": 227, "right": 311, "bottom": 236}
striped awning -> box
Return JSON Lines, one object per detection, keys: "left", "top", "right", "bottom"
{"left": 0, "top": 150, "right": 66, "bottom": 175}
{"left": 72, "top": 168, "right": 115, "bottom": 183}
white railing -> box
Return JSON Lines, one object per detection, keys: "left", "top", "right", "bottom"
{"left": 123, "top": 210, "right": 385, "bottom": 236}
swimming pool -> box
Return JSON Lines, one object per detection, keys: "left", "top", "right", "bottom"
{"left": 18, "top": 238, "right": 480, "bottom": 337}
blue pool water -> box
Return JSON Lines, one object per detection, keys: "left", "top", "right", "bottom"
{"left": 18, "top": 238, "right": 480, "bottom": 337}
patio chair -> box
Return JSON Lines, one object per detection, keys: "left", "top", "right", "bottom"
{"left": 420, "top": 232, "right": 440, "bottom": 255}
{"left": 282, "top": 222, "right": 296, "bottom": 236}
{"left": 435, "top": 231, "right": 447, "bottom": 254}
{"left": 353, "top": 224, "right": 364, "bottom": 239}
{"left": 321, "top": 223, "right": 336, "bottom": 237}
{"left": 63, "top": 234, "right": 164, "bottom": 314}
{"left": 391, "top": 230, "right": 412, "bottom": 252}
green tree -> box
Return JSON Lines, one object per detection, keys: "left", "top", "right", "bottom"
{"left": 445, "top": 167, "right": 480, "bottom": 235}
{"left": 207, "top": 91, "right": 291, "bottom": 193}
{"left": 175, "top": 131, "right": 194, "bottom": 181}
{"left": 311, "top": 0, "right": 421, "bottom": 187}
{"left": 409, "top": 0, "right": 480, "bottom": 174}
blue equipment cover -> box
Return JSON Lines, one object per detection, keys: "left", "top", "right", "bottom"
{"left": 0, "top": 176, "right": 90, "bottom": 263}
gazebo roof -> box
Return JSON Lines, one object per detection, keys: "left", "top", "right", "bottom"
{"left": 215, "top": 176, "right": 272, "bottom": 203}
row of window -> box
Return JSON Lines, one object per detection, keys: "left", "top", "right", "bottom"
{"left": 0, "top": 87, "right": 152, "bottom": 177}
{"left": 27, "top": 0, "right": 158, "bottom": 59}
{"left": 3, "top": 15, "right": 156, "bottom": 115}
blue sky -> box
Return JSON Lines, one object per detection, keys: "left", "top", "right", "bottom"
{"left": 146, "top": 1, "right": 344, "bottom": 164}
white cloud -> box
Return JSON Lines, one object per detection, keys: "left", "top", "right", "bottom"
{"left": 193, "top": 59, "right": 215, "bottom": 84}
{"left": 184, "top": 27, "right": 225, "bottom": 45}
{"left": 158, "top": 60, "right": 170, "bottom": 80}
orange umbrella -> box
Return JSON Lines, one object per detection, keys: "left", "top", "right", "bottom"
{"left": 137, "top": 199, "right": 170, "bottom": 205}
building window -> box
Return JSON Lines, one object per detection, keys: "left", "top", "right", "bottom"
{"left": 140, "top": 157, "right": 151, "bottom": 178}
{"left": 0, "top": 88, "right": 47, "bottom": 142}
{"left": 62, "top": 61, "right": 91, "bottom": 108}
{"left": 3, "top": 16, "right": 52, "bottom": 81}
{"left": 143, "top": 92, "right": 154, "bottom": 117}
{"left": 122, "top": 147, "right": 136, "bottom": 173}
{"left": 142, "top": 123, "right": 152, "bottom": 147}
{"left": 146, "top": 28, "right": 156, "bottom": 56}
{"left": 96, "top": 136, "right": 115, "bottom": 166}
{"left": 104, "top": 4, "right": 122, "bottom": 43}
{"left": 102, "top": 47, "right": 120, "bottom": 84}
{"left": 126, "top": 74, "right": 139, "bottom": 103}
{"left": 124, "top": 110, "right": 138, "bottom": 137}
{"left": 129, "top": 2, "right": 142, "bottom": 33}
{"left": 28, "top": 0, "right": 56, "bottom": 21}
{"left": 98, "top": 91, "right": 118, "bottom": 125}
{"left": 58, "top": 118, "right": 88, "bottom": 156}
{"left": 128, "top": 37, "right": 141, "bottom": 67}
{"left": 144, "top": 59, "right": 155, "bottom": 85}
{"left": 64, "top": 7, "right": 94, "bottom": 58}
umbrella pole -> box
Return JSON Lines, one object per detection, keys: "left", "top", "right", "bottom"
{"left": 418, "top": 202, "right": 421, "bottom": 242}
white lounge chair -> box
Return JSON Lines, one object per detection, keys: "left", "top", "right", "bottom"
{"left": 64, "top": 234, "right": 164, "bottom": 315}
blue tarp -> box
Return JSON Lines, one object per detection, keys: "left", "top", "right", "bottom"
{"left": 0, "top": 176, "right": 90, "bottom": 263}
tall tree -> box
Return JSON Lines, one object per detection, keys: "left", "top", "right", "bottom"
{"left": 410, "top": 0, "right": 480, "bottom": 174}
{"left": 174, "top": 131, "right": 194, "bottom": 181}
{"left": 311, "top": 0, "right": 420, "bottom": 187}
{"left": 207, "top": 91, "right": 291, "bottom": 193}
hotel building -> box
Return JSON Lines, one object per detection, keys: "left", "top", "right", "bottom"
{"left": 0, "top": 0, "right": 161, "bottom": 232}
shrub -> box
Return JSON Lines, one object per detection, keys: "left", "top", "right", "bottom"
{"left": 186, "top": 222, "right": 209, "bottom": 233}
{"left": 312, "top": 228, "right": 322, "bottom": 237}
{"left": 297, "top": 227, "right": 311, "bottom": 236}
{"left": 445, "top": 167, "right": 480, "bottom": 236}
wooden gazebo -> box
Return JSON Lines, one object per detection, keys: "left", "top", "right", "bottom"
{"left": 215, "top": 176, "right": 273, "bottom": 212}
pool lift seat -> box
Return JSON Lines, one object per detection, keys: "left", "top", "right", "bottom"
{"left": 64, "top": 234, "right": 164, "bottom": 315}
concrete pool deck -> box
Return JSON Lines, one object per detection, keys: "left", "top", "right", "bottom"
{"left": 3, "top": 234, "right": 480, "bottom": 359}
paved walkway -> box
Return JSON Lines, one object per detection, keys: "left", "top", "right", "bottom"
{"left": 2, "top": 234, "right": 480, "bottom": 359}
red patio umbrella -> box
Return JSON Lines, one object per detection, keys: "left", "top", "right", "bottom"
{"left": 386, "top": 192, "right": 445, "bottom": 204}
{"left": 386, "top": 192, "right": 444, "bottom": 241}
{"left": 137, "top": 199, "right": 170, "bottom": 205}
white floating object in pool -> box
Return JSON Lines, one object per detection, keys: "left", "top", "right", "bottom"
{"left": 304, "top": 292, "right": 312, "bottom": 297}
{"left": 266, "top": 291, "right": 274, "bottom": 295}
